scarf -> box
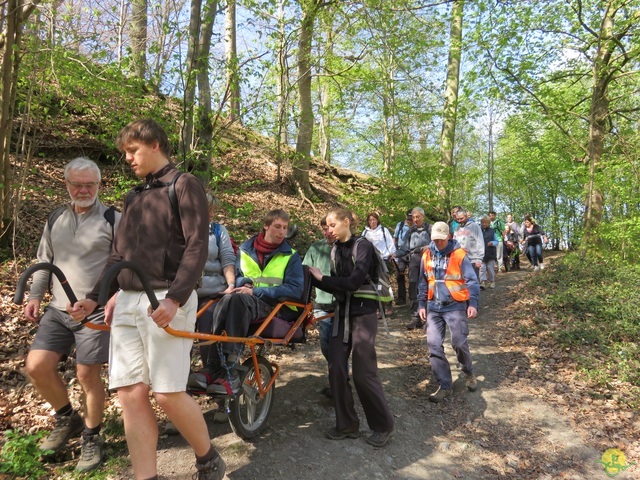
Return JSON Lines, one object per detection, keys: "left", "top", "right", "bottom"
{"left": 253, "top": 231, "right": 280, "bottom": 267}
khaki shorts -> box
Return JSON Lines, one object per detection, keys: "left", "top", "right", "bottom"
{"left": 108, "top": 289, "right": 196, "bottom": 393}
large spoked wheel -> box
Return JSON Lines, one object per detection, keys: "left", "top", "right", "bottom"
{"left": 229, "top": 356, "right": 275, "bottom": 439}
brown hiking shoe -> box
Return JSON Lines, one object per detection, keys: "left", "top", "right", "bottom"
{"left": 194, "top": 454, "right": 226, "bottom": 480}
{"left": 466, "top": 373, "right": 478, "bottom": 392}
{"left": 429, "top": 387, "right": 452, "bottom": 403}
{"left": 39, "top": 411, "right": 84, "bottom": 454}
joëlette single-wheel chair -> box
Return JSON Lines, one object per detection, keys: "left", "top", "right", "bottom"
{"left": 14, "top": 261, "right": 330, "bottom": 439}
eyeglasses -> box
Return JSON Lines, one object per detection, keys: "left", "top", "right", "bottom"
{"left": 67, "top": 180, "right": 99, "bottom": 189}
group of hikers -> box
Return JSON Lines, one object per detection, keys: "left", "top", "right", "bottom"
{"left": 20, "top": 118, "right": 549, "bottom": 479}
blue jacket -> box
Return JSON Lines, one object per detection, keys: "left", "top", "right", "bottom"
{"left": 418, "top": 239, "right": 480, "bottom": 312}
{"left": 236, "top": 235, "right": 304, "bottom": 307}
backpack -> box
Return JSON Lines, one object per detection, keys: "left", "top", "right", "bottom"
{"left": 210, "top": 221, "right": 239, "bottom": 255}
{"left": 330, "top": 237, "right": 394, "bottom": 303}
{"left": 47, "top": 204, "right": 118, "bottom": 240}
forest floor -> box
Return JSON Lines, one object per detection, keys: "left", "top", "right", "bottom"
{"left": 116, "top": 252, "right": 637, "bottom": 480}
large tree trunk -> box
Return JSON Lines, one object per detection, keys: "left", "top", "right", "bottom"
{"left": 438, "top": 0, "right": 464, "bottom": 208}
{"left": 583, "top": 8, "right": 614, "bottom": 245}
{"left": 130, "top": 0, "right": 147, "bottom": 79}
{"left": 224, "top": 0, "right": 240, "bottom": 123}
{"left": 293, "top": 0, "right": 321, "bottom": 197}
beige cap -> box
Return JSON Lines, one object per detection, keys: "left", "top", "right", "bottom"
{"left": 431, "top": 221, "right": 450, "bottom": 240}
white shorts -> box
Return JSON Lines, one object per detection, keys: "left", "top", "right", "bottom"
{"left": 109, "top": 289, "right": 196, "bottom": 393}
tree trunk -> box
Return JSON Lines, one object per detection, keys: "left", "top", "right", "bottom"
{"left": 130, "top": 0, "right": 147, "bottom": 79}
{"left": 438, "top": 0, "right": 464, "bottom": 208}
{"left": 487, "top": 104, "right": 495, "bottom": 211}
{"left": 275, "top": 0, "right": 289, "bottom": 181}
{"left": 224, "top": 0, "right": 240, "bottom": 123}
{"left": 583, "top": 10, "right": 613, "bottom": 245}
{"left": 318, "top": 18, "right": 333, "bottom": 164}
{"left": 0, "top": 0, "right": 19, "bottom": 229}
{"left": 293, "top": 0, "right": 320, "bottom": 197}
{"left": 194, "top": 0, "right": 218, "bottom": 181}
{"left": 0, "top": 0, "right": 38, "bottom": 236}
{"left": 181, "top": 0, "right": 202, "bottom": 162}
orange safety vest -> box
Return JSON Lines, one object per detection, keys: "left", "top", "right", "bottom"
{"left": 422, "top": 248, "right": 470, "bottom": 302}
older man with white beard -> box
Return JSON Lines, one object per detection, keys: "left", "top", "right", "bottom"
{"left": 23, "top": 157, "right": 120, "bottom": 472}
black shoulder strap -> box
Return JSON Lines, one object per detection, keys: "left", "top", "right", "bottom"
{"left": 124, "top": 171, "right": 184, "bottom": 225}
{"left": 168, "top": 171, "right": 184, "bottom": 222}
{"left": 47, "top": 205, "right": 67, "bottom": 232}
{"left": 103, "top": 205, "right": 118, "bottom": 240}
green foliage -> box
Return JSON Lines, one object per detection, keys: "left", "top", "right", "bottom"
{"left": 597, "top": 214, "right": 640, "bottom": 264}
{"left": 0, "top": 429, "right": 50, "bottom": 478}
{"left": 16, "top": 45, "right": 179, "bottom": 153}
{"left": 531, "top": 254, "right": 640, "bottom": 401}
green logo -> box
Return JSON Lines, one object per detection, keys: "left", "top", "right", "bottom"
{"left": 598, "top": 448, "right": 635, "bottom": 477}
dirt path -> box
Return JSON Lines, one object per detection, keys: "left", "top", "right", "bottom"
{"left": 129, "top": 259, "right": 634, "bottom": 479}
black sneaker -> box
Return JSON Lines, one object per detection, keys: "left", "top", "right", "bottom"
{"left": 194, "top": 454, "right": 226, "bottom": 480}
{"left": 325, "top": 425, "right": 360, "bottom": 440}
{"left": 39, "top": 411, "right": 84, "bottom": 454}
{"left": 75, "top": 434, "right": 104, "bottom": 472}
{"left": 406, "top": 316, "right": 424, "bottom": 330}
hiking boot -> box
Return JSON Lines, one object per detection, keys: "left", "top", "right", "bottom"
{"left": 406, "top": 316, "right": 424, "bottom": 330}
{"left": 428, "top": 387, "right": 452, "bottom": 403}
{"left": 75, "top": 434, "right": 104, "bottom": 472}
{"left": 488, "top": 282, "right": 495, "bottom": 289}
{"left": 39, "top": 411, "right": 84, "bottom": 454}
{"left": 207, "top": 371, "right": 242, "bottom": 396}
{"left": 539, "top": 263, "right": 545, "bottom": 270}
{"left": 466, "top": 373, "right": 478, "bottom": 392}
{"left": 194, "top": 454, "right": 226, "bottom": 480}
{"left": 325, "top": 425, "right": 360, "bottom": 440}
{"left": 366, "top": 428, "right": 395, "bottom": 448}
{"left": 534, "top": 265, "right": 540, "bottom": 271}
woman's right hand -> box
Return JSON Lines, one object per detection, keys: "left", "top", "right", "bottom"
{"left": 308, "top": 266, "right": 323, "bottom": 281}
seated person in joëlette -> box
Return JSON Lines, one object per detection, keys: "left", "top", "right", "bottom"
{"left": 188, "top": 209, "right": 304, "bottom": 395}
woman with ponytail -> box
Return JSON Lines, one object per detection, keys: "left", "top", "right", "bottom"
{"left": 309, "top": 207, "right": 395, "bottom": 448}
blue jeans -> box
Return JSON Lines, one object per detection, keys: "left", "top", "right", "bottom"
{"left": 426, "top": 308, "right": 473, "bottom": 390}
{"left": 526, "top": 244, "right": 543, "bottom": 266}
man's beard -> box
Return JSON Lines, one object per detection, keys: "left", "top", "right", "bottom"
{"left": 73, "top": 194, "right": 98, "bottom": 209}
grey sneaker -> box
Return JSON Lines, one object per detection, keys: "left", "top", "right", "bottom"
{"left": 429, "top": 387, "right": 452, "bottom": 403}
{"left": 466, "top": 373, "right": 478, "bottom": 392}
{"left": 365, "top": 428, "right": 395, "bottom": 448}
{"left": 194, "top": 454, "right": 226, "bottom": 480}
{"left": 75, "top": 434, "right": 104, "bottom": 472}
{"left": 39, "top": 411, "right": 84, "bottom": 454}
{"left": 207, "top": 371, "right": 242, "bottom": 395}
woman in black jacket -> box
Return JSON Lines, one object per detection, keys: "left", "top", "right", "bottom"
{"left": 309, "top": 207, "right": 395, "bottom": 448}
